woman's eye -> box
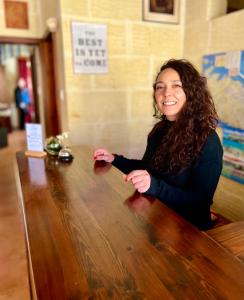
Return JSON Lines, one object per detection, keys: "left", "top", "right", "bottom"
{"left": 156, "top": 85, "right": 164, "bottom": 90}
{"left": 173, "top": 84, "right": 182, "bottom": 88}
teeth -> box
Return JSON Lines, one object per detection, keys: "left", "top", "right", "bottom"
{"left": 163, "top": 101, "right": 177, "bottom": 106}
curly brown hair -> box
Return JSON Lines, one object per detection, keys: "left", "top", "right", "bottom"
{"left": 150, "top": 59, "right": 218, "bottom": 174}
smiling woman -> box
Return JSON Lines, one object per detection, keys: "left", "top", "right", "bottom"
{"left": 94, "top": 59, "right": 223, "bottom": 231}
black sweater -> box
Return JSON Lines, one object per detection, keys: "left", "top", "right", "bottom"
{"left": 112, "top": 124, "right": 223, "bottom": 230}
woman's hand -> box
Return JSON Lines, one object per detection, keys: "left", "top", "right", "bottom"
{"left": 93, "top": 148, "right": 115, "bottom": 163}
{"left": 125, "top": 170, "right": 151, "bottom": 193}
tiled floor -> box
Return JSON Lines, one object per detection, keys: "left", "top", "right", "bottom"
{"left": 0, "top": 130, "right": 30, "bottom": 300}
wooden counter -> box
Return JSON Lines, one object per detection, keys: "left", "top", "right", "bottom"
{"left": 16, "top": 145, "right": 244, "bottom": 299}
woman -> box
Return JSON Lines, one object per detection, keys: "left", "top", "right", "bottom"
{"left": 94, "top": 59, "right": 223, "bottom": 230}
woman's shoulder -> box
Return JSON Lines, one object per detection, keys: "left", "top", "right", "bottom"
{"left": 200, "top": 130, "right": 223, "bottom": 161}
{"left": 206, "top": 130, "right": 222, "bottom": 147}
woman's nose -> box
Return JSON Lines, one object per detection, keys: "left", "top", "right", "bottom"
{"left": 163, "top": 85, "right": 172, "bottom": 96}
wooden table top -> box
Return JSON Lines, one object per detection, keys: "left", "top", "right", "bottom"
{"left": 16, "top": 145, "right": 244, "bottom": 300}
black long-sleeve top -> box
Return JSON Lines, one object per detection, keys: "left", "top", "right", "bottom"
{"left": 112, "top": 122, "right": 223, "bottom": 230}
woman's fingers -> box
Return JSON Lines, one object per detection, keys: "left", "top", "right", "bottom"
{"left": 125, "top": 170, "right": 151, "bottom": 193}
{"left": 126, "top": 170, "right": 148, "bottom": 182}
{"left": 94, "top": 153, "right": 106, "bottom": 160}
{"left": 93, "top": 149, "right": 114, "bottom": 163}
{"left": 134, "top": 181, "right": 148, "bottom": 193}
{"left": 93, "top": 148, "right": 106, "bottom": 158}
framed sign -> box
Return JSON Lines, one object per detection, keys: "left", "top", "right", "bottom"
{"left": 143, "top": 0, "right": 179, "bottom": 24}
{"left": 71, "top": 22, "right": 108, "bottom": 74}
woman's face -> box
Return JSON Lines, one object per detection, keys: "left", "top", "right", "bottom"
{"left": 154, "top": 68, "right": 186, "bottom": 121}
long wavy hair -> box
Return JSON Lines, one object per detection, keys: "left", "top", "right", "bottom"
{"left": 150, "top": 59, "right": 218, "bottom": 174}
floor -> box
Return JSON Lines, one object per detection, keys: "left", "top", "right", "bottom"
{"left": 0, "top": 130, "right": 30, "bottom": 300}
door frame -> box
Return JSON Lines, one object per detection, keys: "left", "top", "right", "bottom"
{"left": 38, "top": 32, "right": 60, "bottom": 136}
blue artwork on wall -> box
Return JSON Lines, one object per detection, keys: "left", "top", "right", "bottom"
{"left": 203, "top": 51, "right": 244, "bottom": 184}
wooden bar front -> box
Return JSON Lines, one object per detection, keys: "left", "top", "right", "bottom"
{"left": 16, "top": 145, "right": 244, "bottom": 299}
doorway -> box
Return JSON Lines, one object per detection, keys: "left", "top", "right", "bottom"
{"left": 0, "top": 42, "right": 38, "bottom": 132}
{"left": 0, "top": 35, "right": 60, "bottom": 137}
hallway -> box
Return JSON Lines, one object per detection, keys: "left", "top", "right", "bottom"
{"left": 0, "top": 130, "right": 30, "bottom": 300}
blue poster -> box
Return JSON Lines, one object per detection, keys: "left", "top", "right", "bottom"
{"left": 203, "top": 51, "right": 244, "bottom": 184}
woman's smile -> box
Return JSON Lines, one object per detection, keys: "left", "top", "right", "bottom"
{"left": 162, "top": 100, "right": 178, "bottom": 106}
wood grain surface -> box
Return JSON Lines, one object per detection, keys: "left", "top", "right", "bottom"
{"left": 16, "top": 145, "right": 244, "bottom": 300}
{"left": 206, "top": 221, "right": 244, "bottom": 263}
